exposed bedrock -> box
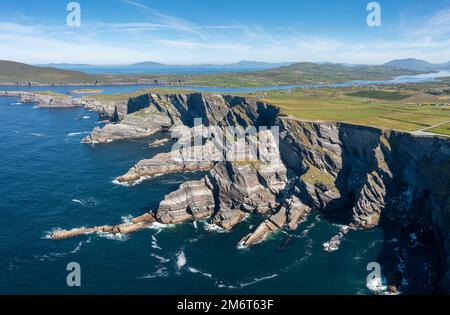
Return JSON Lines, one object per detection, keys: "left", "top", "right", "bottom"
{"left": 156, "top": 177, "right": 216, "bottom": 224}
{"left": 50, "top": 212, "right": 155, "bottom": 239}
{"left": 116, "top": 128, "right": 219, "bottom": 185}
{"left": 154, "top": 129, "right": 288, "bottom": 226}
{"left": 52, "top": 91, "right": 450, "bottom": 292}
{"left": 0, "top": 91, "right": 128, "bottom": 119}
{"left": 82, "top": 92, "right": 279, "bottom": 143}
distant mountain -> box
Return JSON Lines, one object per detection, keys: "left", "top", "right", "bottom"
{"left": 129, "top": 61, "right": 167, "bottom": 68}
{"left": 224, "top": 60, "right": 294, "bottom": 69}
{"left": 384, "top": 58, "right": 450, "bottom": 71}
{"left": 128, "top": 60, "right": 294, "bottom": 70}
{"left": 38, "top": 63, "right": 93, "bottom": 68}
{"left": 180, "top": 62, "right": 425, "bottom": 87}
{"left": 0, "top": 60, "right": 101, "bottom": 84}
{"left": 264, "top": 62, "right": 422, "bottom": 80}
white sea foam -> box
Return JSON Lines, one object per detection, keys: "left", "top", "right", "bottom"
{"left": 216, "top": 274, "right": 279, "bottom": 289}
{"left": 68, "top": 131, "right": 90, "bottom": 137}
{"left": 239, "top": 274, "right": 279, "bottom": 288}
{"left": 147, "top": 222, "right": 175, "bottom": 233}
{"left": 301, "top": 221, "right": 317, "bottom": 237}
{"left": 35, "top": 252, "right": 68, "bottom": 262}
{"left": 193, "top": 221, "right": 198, "bottom": 229}
{"left": 176, "top": 250, "right": 187, "bottom": 269}
{"left": 29, "top": 132, "right": 46, "bottom": 137}
{"left": 70, "top": 237, "right": 92, "bottom": 254}
{"left": 323, "top": 225, "right": 350, "bottom": 252}
{"left": 187, "top": 267, "right": 213, "bottom": 278}
{"left": 151, "top": 253, "right": 170, "bottom": 263}
{"left": 36, "top": 236, "right": 92, "bottom": 261}
{"left": 121, "top": 214, "right": 133, "bottom": 223}
{"left": 112, "top": 174, "right": 160, "bottom": 187}
{"left": 202, "top": 221, "right": 228, "bottom": 233}
{"left": 112, "top": 179, "right": 130, "bottom": 187}
{"left": 151, "top": 235, "right": 162, "bottom": 250}
{"left": 96, "top": 231, "right": 129, "bottom": 241}
{"left": 71, "top": 197, "right": 98, "bottom": 207}
{"left": 42, "top": 227, "right": 67, "bottom": 240}
{"left": 366, "top": 276, "right": 388, "bottom": 293}
{"left": 139, "top": 267, "right": 169, "bottom": 279}
{"left": 71, "top": 199, "right": 84, "bottom": 205}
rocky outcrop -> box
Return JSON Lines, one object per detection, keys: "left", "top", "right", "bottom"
{"left": 351, "top": 171, "right": 387, "bottom": 228}
{"left": 156, "top": 177, "right": 215, "bottom": 224}
{"left": 0, "top": 91, "right": 128, "bottom": 120}
{"left": 50, "top": 212, "right": 154, "bottom": 239}
{"left": 239, "top": 207, "right": 286, "bottom": 247}
{"left": 82, "top": 92, "right": 279, "bottom": 143}
{"left": 0, "top": 91, "right": 77, "bottom": 108}
{"left": 116, "top": 134, "right": 218, "bottom": 184}
{"left": 49, "top": 91, "right": 450, "bottom": 292}
{"left": 212, "top": 209, "right": 247, "bottom": 230}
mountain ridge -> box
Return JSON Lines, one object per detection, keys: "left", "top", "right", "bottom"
{"left": 384, "top": 58, "right": 450, "bottom": 71}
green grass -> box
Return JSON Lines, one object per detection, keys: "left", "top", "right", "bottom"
{"left": 253, "top": 88, "right": 450, "bottom": 132}
{"left": 91, "top": 85, "right": 450, "bottom": 134}
{"left": 143, "top": 63, "right": 422, "bottom": 88}
{"left": 427, "top": 122, "right": 450, "bottom": 135}
{"left": 33, "top": 91, "right": 68, "bottom": 98}
{"left": 0, "top": 60, "right": 104, "bottom": 84}
{"left": 87, "top": 87, "right": 195, "bottom": 102}
{"left": 346, "top": 90, "right": 411, "bottom": 100}
{"left": 81, "top": 81, "right": 450, "bottom": 135}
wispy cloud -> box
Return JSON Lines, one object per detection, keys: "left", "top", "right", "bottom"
{"left": 415, "top": 9, "right": 450, "bottom": 40}
{"left": 120, "top": 0, "right": 208, "bottom": 39}
{"left": 1, "top": 5, "right": 450, "bottom": 65}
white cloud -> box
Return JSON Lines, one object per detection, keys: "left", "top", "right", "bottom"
{"left": 1, "top": 7, "right": 450, "bottom": 65}
{"left": 120, "top": 0, "right": 208, "bottom": 39}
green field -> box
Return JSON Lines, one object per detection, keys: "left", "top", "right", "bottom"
{"left": 249, "top": 87, "right": 450, "bottom": 135}
{"left": 85, "top": 84, "right": 450, "bottom": 136}
{"left": 147, "top": 63, "right": 422, "bottom": 88}
{"left": 346, "top": 90, "right": 412, "bottom": 100}
{"left": 427, "top": 122, "right": 450, "bottom": 135}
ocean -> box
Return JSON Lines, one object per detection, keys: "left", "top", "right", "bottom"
{"left": 0, "top": 78, "right": 440, "bottom": 294}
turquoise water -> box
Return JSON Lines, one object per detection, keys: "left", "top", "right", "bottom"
{"left": 0, "top": 81, "right": 439, "bottom": 294}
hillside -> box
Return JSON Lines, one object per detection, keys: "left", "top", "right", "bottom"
{"left": 0, "top": 60, "right": 103, "bottom": 84}
{"left": 151, "top": 62, "right": 425, "bottom": 87}
{"left": 384, "top": 58, "right": 450, "bottom": 71}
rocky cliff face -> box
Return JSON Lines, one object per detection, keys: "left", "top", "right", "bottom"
{"left": 276, "top": 119, "right": 450, "bottom": 291}
{"left": 50, "top": 92, "right": 450, "bottom": 292}
{"left": 82, "top": 92, "right": 279, "bottom": 143}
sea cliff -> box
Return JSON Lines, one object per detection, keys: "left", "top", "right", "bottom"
{"left": 46, "top": 91, "right": 449, "bottom": 292}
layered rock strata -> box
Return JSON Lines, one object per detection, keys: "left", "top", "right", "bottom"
{"left": 47, "top": 91, "right": 450, "bottom": 292}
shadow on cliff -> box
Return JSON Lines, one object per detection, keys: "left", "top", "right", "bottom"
{"left": 320, "top": 124, "right": 382, "bottom": 225}
{"left": 317, "top": 125, "right": 439, "bottom": 294}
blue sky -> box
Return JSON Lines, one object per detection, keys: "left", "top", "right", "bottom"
{"left": 0, "top": 0, "right": 450, "bottom": 64}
